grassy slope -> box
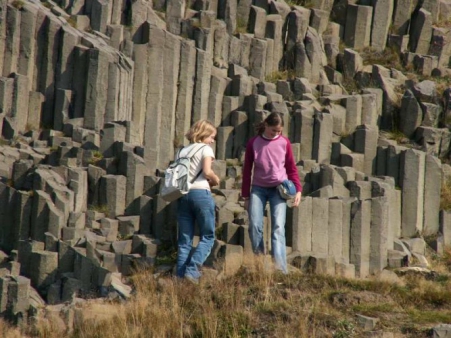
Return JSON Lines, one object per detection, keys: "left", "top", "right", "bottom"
{"left": 6, "top": 251, "right": 450, "bottom": 338}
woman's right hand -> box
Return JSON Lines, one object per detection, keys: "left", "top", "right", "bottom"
{"left": 208, "top": 175, "right": 220, "bottom": 187}
{"left": 244, "top": 199, "right": 249, "bottom": 211}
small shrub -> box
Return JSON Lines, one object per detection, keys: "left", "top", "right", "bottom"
{"left": 88, "top": 204, "right": 109, "bottom": 216}
{"left": 383, "top": 129, "right": 408, "bottom": 143}
{"left": 333, "top": 319, "right": 355, "bottom": 338}
{"left": 441, "top": 178, "right": 451, "bottom": 211}
{"left": 360, "top": 46, "right": 402, "bottom": 69}
{"left": 40, "top": 1, "right": 52, "bottom": 9}
{"left": 88, "top": 150, "right": 103, "bottom": 165}
{"left": 11, "top": 0, "right": 24, "bottom": 10}
{"left": 234, "top": 18, "right": 247, "bottom": 34}
{"left": 286, "top": 0, "right": 315, "bottom": 8}
{"left": 341, "top": 77, "right": 360, "bottom": 94}
{"left": 436, "top": 14, "right": 451, "bottom": 28}
{"left": 66, "top": 16, "right": 77, "bottom": 28}
{"left": 265, "top": 70, "right": 296, "bottom": 83}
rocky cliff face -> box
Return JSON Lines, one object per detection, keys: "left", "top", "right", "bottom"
{"left": 0, "top": 0, "right": 450, "bottom": 328}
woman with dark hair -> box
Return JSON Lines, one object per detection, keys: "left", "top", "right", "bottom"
{"left": 241, "top": 112, "right": 302, "bottom": 273}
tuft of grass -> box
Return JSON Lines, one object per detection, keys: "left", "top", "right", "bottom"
{"left": 341, "top": 78, "right": 360, "bottom": 94}
{"left": 333, "top": 319, "right": 355, "bottom": 338}
{"left": 286, "top": 0, "right": 315, "bottom": 8}
{"left": 88, "top": 204, "right": 109, "bottom": 216}
{"left": 88, "top": 150, "right": 103, "bottom": 165}
{"left": 40, "top": 0, "right": 52, "bottom": 9}
{"left": 265, "top": 69, "right": 297, "bottom": 83}
{"left": 383, "top": 129, "right": 408, "bottom": 143}
{"left": 234, "top": 18, "right": 248, "bottom": 34}
{"left": 360, "top": 46, "right": 402, "bottom": 69}
{"left": 435, "top": 14, "right": 451, "bottom": 28}
{"left": 441, "top": 178, "right": 451, "bottom": 211}
{"left": 11, "top": 0, "right": 24, "bottom": 10}
{"left": 66, "top": 16, "right": 77, "bottom": 28}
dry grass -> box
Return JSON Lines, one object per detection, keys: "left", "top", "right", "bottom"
{"left": 11, "top": 0, "right": 25, "bottom": 10}
{"left": 88, "top": 204, "right": 109, "bottom": 216}
{"left": 341, "top": 78, "right": 360, "bottom": 94}
{"left": 360, "top": 47, "right": 402, "bottom": 69}
{"left": 88, "top": 150, "right": 103, "bottom": 165}
{"left": 234, "top": 18, "right": 248, "bottom": 35}
{"left": 0, "top": 319, "right": 25, "bottom": 338}
{"left": 2, "top": 254, "right": 451, "bottom": 337}
{"left": 286, "top": 0, "right": 315, "bottom": 8}
{"left": 441, "top": 179, "right": 451, "bottom": 211}
{"left": 435, "top": 14, "right": 451, "bottom": 28}
{"left": 381, "top": 129, "right": 409, "bottom": 144}
{"left": 265, "top": 69, "right": 297, "bottom": 83}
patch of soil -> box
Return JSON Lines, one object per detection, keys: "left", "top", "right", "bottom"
{"left": 329, "top": 291, "right": 395, "bottom": 307}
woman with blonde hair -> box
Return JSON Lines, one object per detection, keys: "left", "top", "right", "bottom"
{"left": 176, "top": 120, "right": 220, "bottom": 284}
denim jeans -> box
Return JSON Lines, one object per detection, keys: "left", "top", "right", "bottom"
{"left": 249, "top": 185, "right": 287, "bottom": 273}
{"left": 177, "top": 189, "right": 215, "bottom": 280}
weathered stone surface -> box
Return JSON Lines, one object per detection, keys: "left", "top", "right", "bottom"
{"left": 313, "top": 112, "right": 333, "bottom": 164}
{"left": 350, "top": 199, "right": 371, "bottom": 278}
{"left": 354, "top": 125, "right": 378, "bottom": 176}
{"left": 371, "top": 0, "right": 394, "bottom": 51}
{"left": 344, "top": 5, "right": 373, "bottom": 49}
{"left": 249, "top": 38, "right": 267, "bottom": 79}
{"left": 192, "top": 48, "right": 212, "bottom": 124}
{"left": 400, "top": 149, "right": 425, "bottom": 237}
{"left": 99, "top": 175, "right": 126, "bottom": 218}
{"left": 370, "top": 196, "right": 389, "bottom": 274}
{"left": 409, "top": 8, "right": 433, "bottom": 55}
{"left": 312, "top": 198, "right": 329, "bottom": 255}
{"left": 290, "top": 196, "right": 312, "bottom": 253}
{"left": 399, "top": 91, "right": 422, "bottom": 139}
{"left": 423, "top": 155, "right": 441, "bottom": 236}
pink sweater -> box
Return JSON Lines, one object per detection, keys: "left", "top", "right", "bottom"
{"left": 241, "top": 135, "right": 302, "bottom": 198}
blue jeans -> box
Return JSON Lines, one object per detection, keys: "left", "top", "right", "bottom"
{"left": 177, "top": 189, "right": 215, "bottom": 280}
{"left": 249, "top": 185, "right": 287, "bottom": 273}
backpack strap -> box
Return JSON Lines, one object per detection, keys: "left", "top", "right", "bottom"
{"left": 186, "top": 143, "right": 207, "bottom": 184}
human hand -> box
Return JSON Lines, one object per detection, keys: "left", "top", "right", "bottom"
{"left": 208, "top": 175, "right": 220, "bottom": 187}
{"left": 292, "top": 192, "right": 302, "bottom": 207}
{"left": 244, "top": 199, "right": 249, "bottom": 211}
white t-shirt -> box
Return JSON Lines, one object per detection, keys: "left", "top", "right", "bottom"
{"left": 177, "top": 143, "right": 215, "bottom": 190}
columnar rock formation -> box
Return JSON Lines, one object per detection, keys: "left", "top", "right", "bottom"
{"left": 0, "top": 0, "right": 450, "bottom": 329}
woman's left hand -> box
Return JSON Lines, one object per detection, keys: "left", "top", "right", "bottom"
{"left": 292, "top": 192, "right": 302, "bottom": 207}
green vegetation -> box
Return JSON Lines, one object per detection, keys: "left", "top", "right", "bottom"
{"left": 234, "top": 18, "right": 248, "bottom": 34}
{"left": 88, "top": 150, "right": 103, "bottom": 165}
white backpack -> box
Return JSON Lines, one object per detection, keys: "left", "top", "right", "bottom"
{"left": 160, "top": 144, "right": 206, "bottom": 202}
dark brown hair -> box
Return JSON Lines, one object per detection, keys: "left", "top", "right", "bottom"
{"left": 255, "top": 112, "right": 284, "bottom": 135}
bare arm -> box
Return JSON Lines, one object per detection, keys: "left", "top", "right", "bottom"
{"left": 202, "top": 156, "right": 220, "bottom": 186}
